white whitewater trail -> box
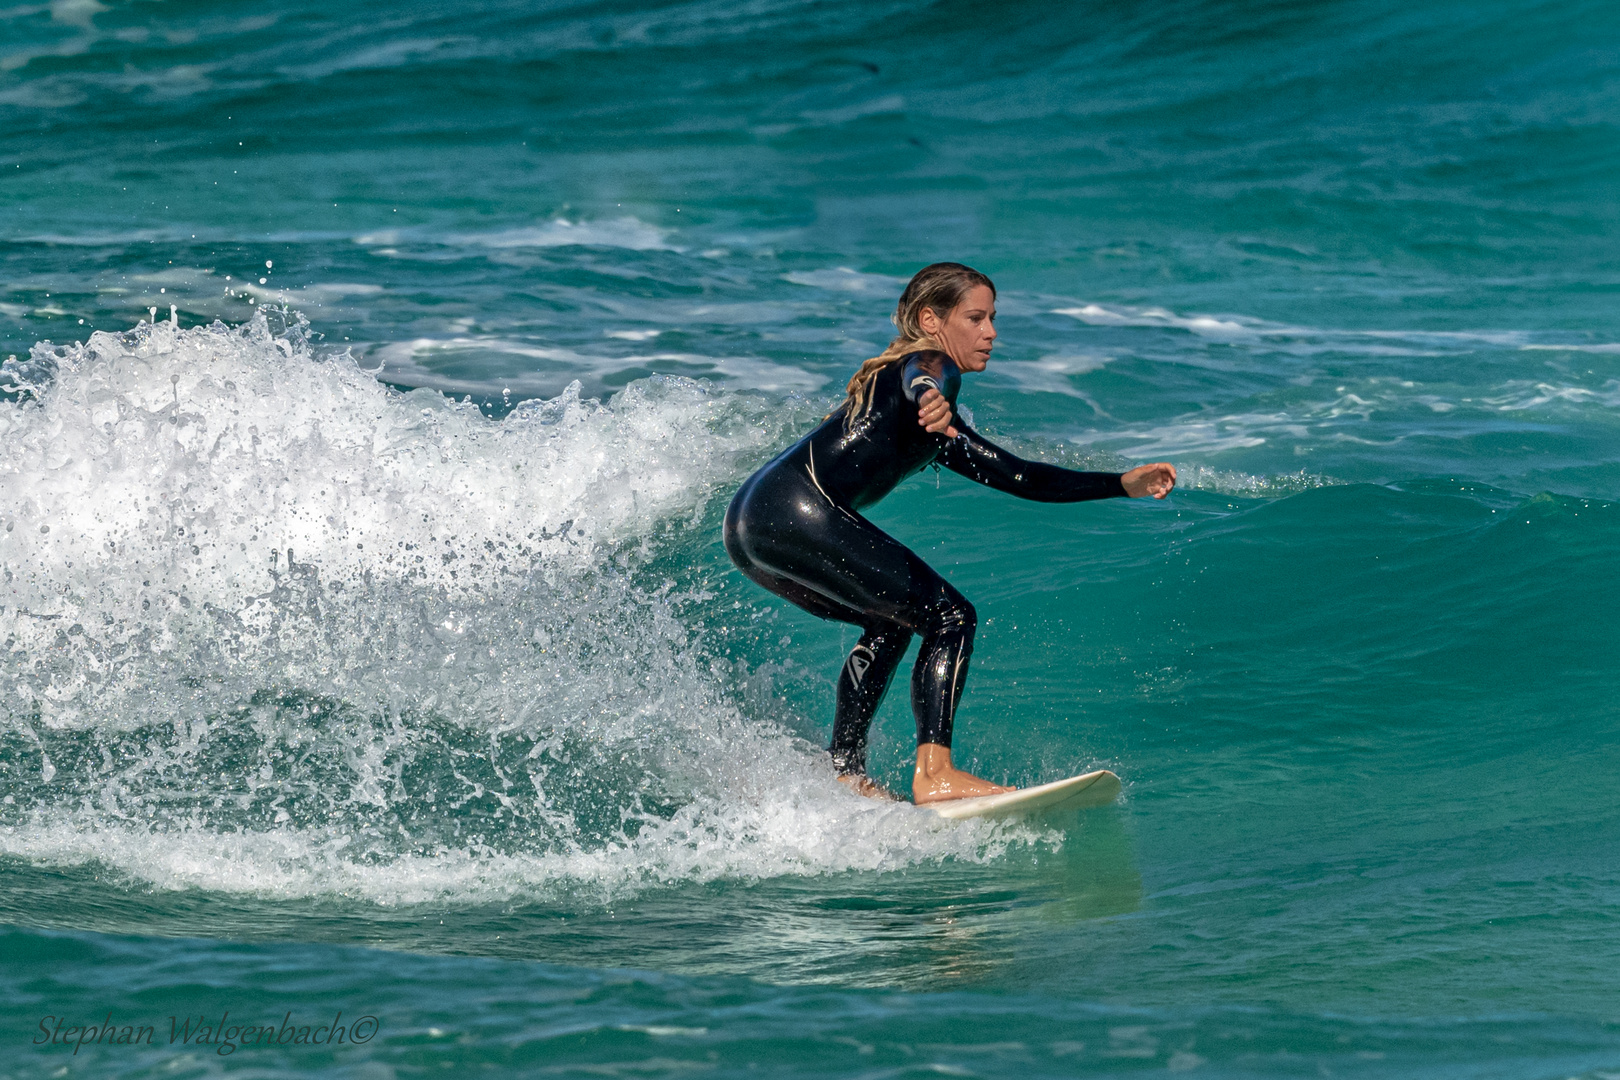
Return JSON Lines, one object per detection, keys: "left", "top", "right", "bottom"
{"left": 0, "top": 312, "right": 1043, "bottom": 905}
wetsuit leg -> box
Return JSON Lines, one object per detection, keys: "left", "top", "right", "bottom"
{"left": 724, "top": 476, "right": 977, "bottom": 755}
{"left": 910, "top": 591, "right": 974, "bottom": 748}
{"left": 830, "top": 626, "right": 911, "bottom": 774}
{"left": 724, "top": 552, "right": 913, "bottom": 774}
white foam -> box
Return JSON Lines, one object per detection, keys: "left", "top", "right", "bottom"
{"left": 366, "top": 334, "right": 827, "bottom": 395}
{"left": 52, "top": 0, "right": 108, "bottom": 30}
{"left": 10, "top": 229, "right": 181, "bottom": 245}
{"left": 1171, "top": 464, "right": 1339, "bottom": 497}
{"left": 311, "top": 36, "right": 476, "bottom": 76}
{"left": 1482, "top": 379, "right": 1620, "bottom": 411}
{"left": 452, "top": 217, "right": 677, "bottom": 252}
{"left": 1049, "top": 301, "right": 1601, "bottom": 356}
{"left": 989, "top": 354, "right": 1113, "bottom": 403}
{"left": 0, "top": 761, "right": 1044, "bottom": 906}
{"left": 352, "top": 218, "right": 678, "bottom": 253}
{"left": 1521, "top": 343, "right": 1620, "bottom": 354}
{"left": 1053, "top": 303, "right": 1259, "bottom": 340}
{"left": 800, "top": 95, "right": 907, "bottom": 125}
{"left": 1079, "top": 419, "right": 1275, "bottom": 457}
{"left": 783, "top": 268, "right": 909, "bottom": 293}
{"left": 240, "top": 281, "right": 386, "bottom": 305}
{"left": 1056, "top": 362, "right": 1620, "bottom": 468}
{"left": 0, "top": 312, "right": 1029, "bottom": 904}
{"left": 0, "top": 313, "right": 763, "bottom": 716}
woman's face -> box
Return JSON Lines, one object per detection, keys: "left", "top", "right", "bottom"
{"left": 920, "top": 284, "right": 997, "bottom": 372}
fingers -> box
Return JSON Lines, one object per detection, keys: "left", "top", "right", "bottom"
{"left": 1150, "top": 462, "right": 1176, "bottom": 499}
{"left": 1122, "top": 462, "right": 1178, "bottom": 499}
{"left": 916, "top": 388, "right": 954, "bottom": 434}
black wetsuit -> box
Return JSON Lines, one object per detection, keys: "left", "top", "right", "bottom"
{"left": 723, "top": 351, "right": 1127, "bottom": 775}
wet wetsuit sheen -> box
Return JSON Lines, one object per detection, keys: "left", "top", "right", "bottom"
{"left": 723, "top": 351, "right": 1127, "bottom": 775}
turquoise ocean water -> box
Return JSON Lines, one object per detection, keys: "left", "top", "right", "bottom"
{"left": 2, "top": 1, "right": 1619, "bottom": 1076}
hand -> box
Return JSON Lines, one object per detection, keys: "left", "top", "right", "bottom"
{"left": 1122, "top": 462, "right": 1176, "bottom": 499}
{"left": 917, "top": 388, "right": 958, "bottom": 438}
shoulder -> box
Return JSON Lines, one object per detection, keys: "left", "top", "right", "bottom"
{"left": 899, "top": 350, "right": 961, "bottom": 405}
{"left": 899, "top": 350, "right": 956, "bottom": 403}
{"left": 901, "top": 350, "right": 952, "bottom": 377}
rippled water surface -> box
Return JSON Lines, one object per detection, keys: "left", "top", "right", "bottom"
{"left": 3, "top": 1, "right": 1619, "bottom": 1077}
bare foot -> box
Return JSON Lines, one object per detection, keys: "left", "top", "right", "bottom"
{"left": 912, "top": 743, "right": 1014, "bottom": 804}
{"left": 836, "top": 773, "right": 900, "bottom": 801}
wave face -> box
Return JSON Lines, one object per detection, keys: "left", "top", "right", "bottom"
{"left": 3, "top": 2, "right": 1620, "bottom": 1079}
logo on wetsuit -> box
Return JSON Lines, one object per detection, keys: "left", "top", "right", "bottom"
{"left": 905, "top": 355, "right": 962, "bottom": 408}
{"left": 845, "top": 644, "right": 874, "bottom": 686}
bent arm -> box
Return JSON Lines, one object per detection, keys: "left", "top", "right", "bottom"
{"left": 937, "top": 425, "right": 1127, "bottom": 503}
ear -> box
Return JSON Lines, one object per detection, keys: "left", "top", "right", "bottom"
{"left": 917, "top": 306, "right": 943, "bottom": 336}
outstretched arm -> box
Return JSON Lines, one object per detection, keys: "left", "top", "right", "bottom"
{"left": 936, "top": 421, "right": 1176, "bottom": 502}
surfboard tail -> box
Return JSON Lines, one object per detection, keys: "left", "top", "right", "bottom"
{"left": 925, "top": 769, "right": 1121, "bottom": 821}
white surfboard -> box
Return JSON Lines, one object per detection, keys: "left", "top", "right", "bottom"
{"left": 923, "top": 769, "right": 1121, "bottom": 821}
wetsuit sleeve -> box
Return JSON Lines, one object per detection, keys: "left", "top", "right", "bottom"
{"left": 937, "top": 424, "right": 1128, "bottom": 502}
{"left": 899, "top": 351, "right": 960, "bottom": 408}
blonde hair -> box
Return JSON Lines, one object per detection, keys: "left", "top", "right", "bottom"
{"left": 842, "top": 262, "right": 996, "bottom": 426}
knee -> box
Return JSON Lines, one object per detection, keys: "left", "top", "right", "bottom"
{"left": 928, "top": 590, "right": 975, "bottom": 639}
{"left": 955, "top": 596, "right": 977, "bottom": 636}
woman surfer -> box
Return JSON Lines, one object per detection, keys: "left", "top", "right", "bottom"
{"left": 723, "top": 263, "right": 1176, "bottom": 803}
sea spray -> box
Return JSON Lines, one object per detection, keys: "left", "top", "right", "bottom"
{"left": 0, "top": 313, "right": 1045, "bottom": 905}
